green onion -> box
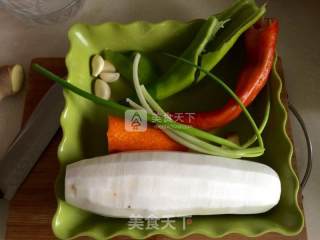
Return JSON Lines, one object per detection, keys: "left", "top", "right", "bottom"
{"left": 127, "top": 96, "right": 262, "bottom": 158}
{"left": 141, "top": 84, "right": 263, "bottom": 157}
{"left": 32, "top": 64, "right": 130, "bottom": 117}
{"left": 132, "top": 53, "right": 154, "bottom": 113}
{"left": 130, "top": 52, "right": 243, "bottom": 150}
{"left": 242, "top": 85, "right": 271, "bottom": 148}
{"left": 140, "top": 85, "right": 263, "bottom": 157}
{"left": 126, "top": 98, "right": 145, "bottom": 110}
{"left": 131, "top": 53, "right": 264, "bottom": 158}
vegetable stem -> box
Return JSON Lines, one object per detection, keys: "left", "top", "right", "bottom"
{"left": 242, "top": 85, "right": 271, "bottom": 148}
{"left": 132, "top": 53, "right": 264, "bottom": 158}
{"left": 32, "top": 64, "right": 130, "bottom": 117}
{"left": 141, "top": 84, "right": 263, "bottom": 157}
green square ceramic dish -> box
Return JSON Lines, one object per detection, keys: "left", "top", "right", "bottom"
{"left": 53, "top": 10, "right": 304, "bottom": 240}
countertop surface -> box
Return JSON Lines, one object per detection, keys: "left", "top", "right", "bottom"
{"left": 0, "top": 0, "right": 319, "bottom": 239}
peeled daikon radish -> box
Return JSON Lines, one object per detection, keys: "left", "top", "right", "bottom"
{"left": 65, "top": 151, "right": 281, "bottom": 218}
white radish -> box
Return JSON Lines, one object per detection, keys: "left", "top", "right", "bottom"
{"left": 65, "top": 151, "right": 281, "bottom": 218}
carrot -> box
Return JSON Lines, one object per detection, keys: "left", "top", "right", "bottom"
{"left": 107, "top": 116, "right": 187, "bottom": 153}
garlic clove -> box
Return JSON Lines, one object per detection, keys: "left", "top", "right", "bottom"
{"left": 103, "top": 60, "right": 116, "bottom": 73}
{"left": 99, "top": 72, "right": 120, "bottom": 83}
{"left": 91, "top": 55, "right": 105, "bottom": 77}
{"left": 94, "top": 79, "right": 111, "bottom": 100}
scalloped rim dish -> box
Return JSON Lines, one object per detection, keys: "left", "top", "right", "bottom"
{"left": 52, "top": 19, "right": 304, "bottom": 240}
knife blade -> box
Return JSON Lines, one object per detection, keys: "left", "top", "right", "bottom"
{"left": 0, "top": 83, "right": 64, "bottom": 200}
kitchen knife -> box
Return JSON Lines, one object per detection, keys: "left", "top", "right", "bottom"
{"left": 0, "top": 83, "right": 64, "bottom": 200}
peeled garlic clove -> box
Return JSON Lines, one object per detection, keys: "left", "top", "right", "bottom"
{"left": 94, "top": 79, "right": 111, "bottom": 100}
{"left": 99, "top": 72, "right": 120, "bottom": 83}
{"left": 103, "top": 60, "right": 116, "bottom": 73}
{"left": 91, "top": 55, "right": 105, "bottom": 77}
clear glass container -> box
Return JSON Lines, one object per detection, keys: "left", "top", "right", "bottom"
{"left": 0, "top": 0, "right": 84, "bottom": 25}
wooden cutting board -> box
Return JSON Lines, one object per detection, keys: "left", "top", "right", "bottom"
{"left": 5, "top": 58, "right": 307, "bottom": 240}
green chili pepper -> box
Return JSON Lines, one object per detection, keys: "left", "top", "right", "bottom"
{"left": 146, "top": 0, "right": 265, "bottom": 100}
{"left": 199, "top": 0, "right": 266, "bottom": 80}
{"left": 102, "top": 50, "right": 158, "bottom": 85}
{"left": 106, "top": 0, "right": 265, "bottom": 102}
{"left": 147, "top": 16, "right": 221, "bottom": 100}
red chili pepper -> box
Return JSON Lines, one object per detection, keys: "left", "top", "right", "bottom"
{"left": 179, "top": 18, "right": 279, "bottom": 130}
